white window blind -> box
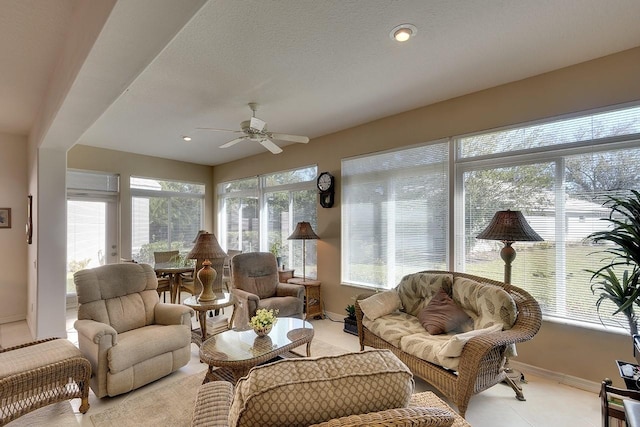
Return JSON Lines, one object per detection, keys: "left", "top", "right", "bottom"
{"left": 342, "top": 141, "right": 449, "bottom": 289}
{"left": 458, "top": 104, "right": 640, "bottom": 328}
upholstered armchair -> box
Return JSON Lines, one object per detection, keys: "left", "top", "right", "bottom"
{"left": 73, "top": 263, "right": 194, "bottom": 398}
{"left": 231, "top": 252, "right": 304, "bottom": 323}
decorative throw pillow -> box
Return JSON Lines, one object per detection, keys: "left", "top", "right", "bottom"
{"left": 438, "top": 324, "right": 503, "bottom": 358}
{"left": 417, "top": 288, "right": 471, "bottom": 335}
{"left": 359, "top": 290, "right": 402, "bottom": 321}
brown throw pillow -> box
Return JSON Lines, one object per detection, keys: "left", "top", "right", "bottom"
{"left": 418, "top": 288, "right": 471, "bottom": 335}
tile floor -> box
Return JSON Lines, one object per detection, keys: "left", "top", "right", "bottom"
{"left": 0, "top": 307, "right": 602, "bottom": 426}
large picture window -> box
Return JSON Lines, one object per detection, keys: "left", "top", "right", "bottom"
{"left": 218, "top": 166, "right": 318, "bottom": 278}
{"left": 131, "top": 177, "right": 205, "bottom": 263}
{"left": 457, "top": 104, "right": 640, "bottom": 328}
{"left": 342, "top": 142, "right": 449, "bottom": 289}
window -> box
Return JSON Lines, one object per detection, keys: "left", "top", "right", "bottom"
{"left": 457, "top": 104, "right": 640, "bottom": 327}
{"left": 131, "top": 177, "right": 205, "bottom": 263}
{"left": 342, "top": 142, "right": 449, "bottom": 289}
{"left": 218, "top": 166, "right": 318, "bottom": 278}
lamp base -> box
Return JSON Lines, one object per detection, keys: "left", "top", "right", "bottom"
{"left": 197, "top": 260, "right": 217, "bottom": 302}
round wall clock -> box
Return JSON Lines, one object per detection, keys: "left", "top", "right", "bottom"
{"left": 317, "top": 172, "right": 335, "bottom": 208}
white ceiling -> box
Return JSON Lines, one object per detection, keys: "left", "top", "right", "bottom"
{"left": 3, "top": 0, "right": 640, "bottom": 166}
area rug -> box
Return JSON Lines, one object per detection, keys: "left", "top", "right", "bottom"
{"left": 290, "top": 337, "right": 351, "bottom": 358}
{"left": 89, "top": 338, "right": 350, "bottom": 426}
{"left": 6, "top": 401, "right": 78, "bottom": 426}
{"left": 90, "top": 372, "right": 205, "bottom": 427}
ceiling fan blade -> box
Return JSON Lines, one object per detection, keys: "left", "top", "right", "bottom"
{"left": 259, "top": 138, "right": 283, "bottom": 154}
{"left": 249, "top": 117, "right": 266, "bottom": 132}
{"left": 196, "top": 127, "right": 243, "bottom": 133}
{"left": 268, "top": 132, "right": 310, "bottom": 143}
{"left": 219, "top": 136, "right": 247, "bottom": 148}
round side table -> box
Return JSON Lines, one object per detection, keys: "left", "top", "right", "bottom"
{"left": 183, "top": 293, "right": 235, "bottom": 346}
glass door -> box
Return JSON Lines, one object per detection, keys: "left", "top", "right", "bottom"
{"left": 67, "top": 197, "right": 118, "bottom": 302}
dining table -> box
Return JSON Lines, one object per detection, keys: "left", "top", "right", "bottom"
{"left": 154, "top": 263, "right": 194, "bottom": 304}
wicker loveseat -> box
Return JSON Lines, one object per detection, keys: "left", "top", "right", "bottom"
{"left": 191, "top": 349, "right": 469, "bottom": 427}
{"left": 355, "top": 271, "right": 542, "bottom": 417}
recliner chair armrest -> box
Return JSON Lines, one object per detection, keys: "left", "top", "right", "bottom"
{"left": 155, "top": 303, "right": 194, "bottom": 326}
{"left": 191, "top": 381, "right": 234, "bottom": 427}
{"left": 74, "top": 319, "right": 118, "bottom": 345}
{"left": 276, "top": 282, "right": 304, "bottom": 299}
{"left": 231, "top": 288, "right": 260, "bottom": 302}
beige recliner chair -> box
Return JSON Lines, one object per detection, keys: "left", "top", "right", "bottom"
{"left": 231, "top": 252, "right": 304, "bottom": 322}
{"left": 73, "top": 263, "right": 194, "bottom": 398}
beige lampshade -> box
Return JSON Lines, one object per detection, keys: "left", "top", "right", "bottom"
{"left": 287, "top": 222, "right": 320, "bottom": 240}
{"left": 187, "top": 232, "right": 227, "bottom": 260}
{"left": 476, "top": 210, "right": 543, "bottom": 243}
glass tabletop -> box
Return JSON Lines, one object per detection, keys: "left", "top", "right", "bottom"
{"left": 200, "top": 317, "right": 313, "bottom": 362}
{"left": 183, "top": 293, "right": 233, "bottom": 309}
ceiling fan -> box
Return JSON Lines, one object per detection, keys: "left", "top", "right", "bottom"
{"left": 197, "top": 103, "right": 309, "bottom": 154}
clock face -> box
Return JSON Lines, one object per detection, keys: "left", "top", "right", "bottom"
{"left": 317, "top": 173, "right": 333, "bottom": 191}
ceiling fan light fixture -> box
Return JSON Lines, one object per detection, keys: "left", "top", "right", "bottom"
{"left": 390, "top": 24, "right": 417, "bottom": 42}
{"left": 182, "top": 135, "right": 192, "bottom": 142}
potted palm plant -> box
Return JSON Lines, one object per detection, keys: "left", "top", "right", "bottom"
{"left": 587, "top": 190, "right": 640, "bottom": 337}
{"left": 344, "top": 304, "right": 358, "bottom": 336}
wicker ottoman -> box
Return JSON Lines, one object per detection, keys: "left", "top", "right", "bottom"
{"left": 0, "top": 338, "right": 91, "bottom": 425}
{"left": 409, "top": 392, "right": 471, "bottom": 427}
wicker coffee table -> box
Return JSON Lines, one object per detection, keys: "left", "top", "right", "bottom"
{"left": 200, "top": 317, "right": 314, "bottom": 383}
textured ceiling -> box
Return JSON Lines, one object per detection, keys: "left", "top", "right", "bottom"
{"left": 3, "top": 1, "right": 640, "bottom": 165}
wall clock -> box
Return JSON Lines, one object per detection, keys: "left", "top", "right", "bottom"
{"left": 317, "top": 172, "right": 335, "bottom": 208}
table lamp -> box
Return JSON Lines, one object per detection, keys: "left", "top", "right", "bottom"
{"left": 187, "top": 232, "right": 227, "bottom": 301}
{"left": 287, "top": 221, "right": 319, "bottom": 281}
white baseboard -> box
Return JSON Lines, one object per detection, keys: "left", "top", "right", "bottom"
{"left": 0, "top": 313, "right": 26, "bottom": 324}
{"left": 509, "top": 360, "right": 600, "bottom": 394}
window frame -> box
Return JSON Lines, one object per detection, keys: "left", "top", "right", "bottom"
{"left": 217, "top": 165, "right": 318, "bottom": 277}
{"left": 341, "top": 140, "right": 450, "bottom": 290}
{"left": 454, "top": 103, "right": 640, "bottom": 328}
{"left": 130, "top": 175, "right": 205, "bottom": 263}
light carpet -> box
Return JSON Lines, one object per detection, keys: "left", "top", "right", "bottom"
{"left": 90, "top": 338, "right": 350, "bottom": 426}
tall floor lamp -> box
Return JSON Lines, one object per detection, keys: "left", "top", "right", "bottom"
{"left": 287, "top": 221, "right": 319, "bottom": 281}
{"left": 476, "top": 209, "right": 543, "bottom": 397}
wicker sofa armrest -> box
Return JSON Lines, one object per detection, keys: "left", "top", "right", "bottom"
{"left": 155, "top": 302, "right": 194, "bottom": 326}
{"left": 276, "top": 282, "right": 304, "bottom": 298}
{"left": 74, "top": 319, "right": 117, "bottom": 345}
{"left": 308, "top": 407, "right": 455, "bottom": 427}
{"left": 192, "top": 381, "right": 234, "bottom": 427}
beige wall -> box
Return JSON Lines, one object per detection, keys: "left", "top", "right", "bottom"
{"left": 67, "top": 145, "right": 214, "bottom": 260}
{"left": 213, "top": 46, "right": 640, "bottom": 386}
{"left": 0, "top": 133, "right": 28, "bottom": 323}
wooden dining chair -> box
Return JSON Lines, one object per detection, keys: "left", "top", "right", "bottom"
{"left": 601, "top": 378, "right": 640, "bottom": 427}
{"left": 153, "top": 251, "right": 179, "bottom": 302}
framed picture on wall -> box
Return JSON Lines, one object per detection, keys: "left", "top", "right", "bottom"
{"left": 0, "top": 208, "right": 11, "bottom": 228}
{"left": 26, "top": 195, "right": 33, "bottom": 244}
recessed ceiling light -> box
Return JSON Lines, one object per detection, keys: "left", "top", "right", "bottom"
{"left": 182, "top": 136, "right": 192, "bottom": 142}
{"left": 390, "top": 24, "right": 417, "bottom": 42}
